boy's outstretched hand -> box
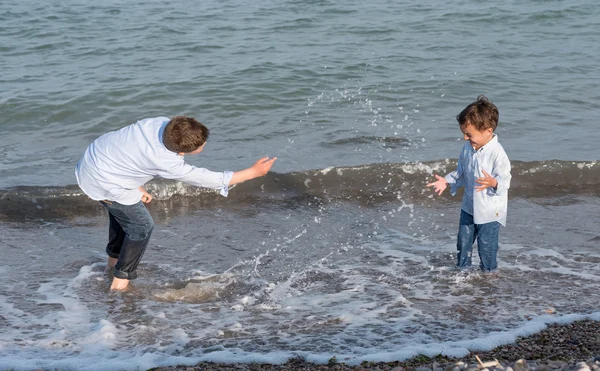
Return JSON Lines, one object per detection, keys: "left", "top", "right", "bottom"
{"left": 475, "top": 170, "right": 497, "bottom": 192}
{"left": 230, "top": 156, "right": 277, "bottom": 185}
{"left": 427, "top": 174, "right": 448, "bottom": 196}
{"left": 251, "top": 156, "right": 277, "bottom": 177}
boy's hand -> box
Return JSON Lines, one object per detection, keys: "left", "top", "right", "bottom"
{"left": 139, "top": 187, "right": 153, "bottom": 203}
{"left": 230, "top": 157, "right": 278, "bottom": 186}
{"left": 251, "top": 156, "right": 277, "bottom": 177}
{"left": 475, "top": 170, "right": 497, "bottom": 192}
{"left": 427, "top": 174, "right": 448, "bottom": 196}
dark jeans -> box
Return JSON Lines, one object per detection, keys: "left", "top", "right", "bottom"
{"left": 456, "top": 210, "right": 500, "bottom": 272}
{"left": 100, "top": 200, "right": 154, "bottom": 280}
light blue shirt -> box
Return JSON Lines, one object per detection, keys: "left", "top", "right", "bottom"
{"left": 75, "top": 117, "right": 233, "bottom": 205}
{"left": 444, "top": 134, "right": 511, "bottom": 226}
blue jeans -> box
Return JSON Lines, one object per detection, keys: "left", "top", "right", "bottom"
{"left": 100, "top": 201, "right": 154, "bottom": 280}
{"left": 456, "top": 210, "right": 500, "bottom": 272}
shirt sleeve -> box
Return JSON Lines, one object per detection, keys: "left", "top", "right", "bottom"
{"left": 159, "top": 161, "right": 234, "bottom": 197}
{"left": 444, "top": 148, "right": 466, "bottom": 196}
{"left": 487, "top": 152, "right": 511, "bottom": 197}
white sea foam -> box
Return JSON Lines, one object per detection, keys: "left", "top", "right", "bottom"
{"left": 2, "top": 312, "right": 600, "bottom": 370}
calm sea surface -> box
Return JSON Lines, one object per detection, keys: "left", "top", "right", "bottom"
{"left": 1, "top": 1, "right": 599, "bottom": 370}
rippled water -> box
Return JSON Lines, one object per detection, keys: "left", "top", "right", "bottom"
{"left": 2, "top": 0, "right": 600, "bottom": 187}
{"left": 1, "top": 1, "right": 599, "bottom": 370}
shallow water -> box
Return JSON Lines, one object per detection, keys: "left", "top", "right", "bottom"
{"left": 1, "top": 0, "right": 600, "bottom": 370}
{"left": 1, "top": 171, "right": 599, "bottom": 369}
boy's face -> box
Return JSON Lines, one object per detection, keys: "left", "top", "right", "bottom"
{"left": 460, "top": 124, "right": 493, "bottom": 151}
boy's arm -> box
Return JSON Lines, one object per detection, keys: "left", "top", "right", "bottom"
{"left": 444, "top": 167, "right": 464, "bottom": 196}
{"left": 443, "top": 149, "right": 466, "bottom": 196}
{"left": 158, "top": 157, "right": 275, "bottom": 196}
{"left": 229, "top": 157, "right": 277, "bottom": 185}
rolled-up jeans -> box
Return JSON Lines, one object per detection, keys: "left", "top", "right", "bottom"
{"left": 456, "top": 210, "right": 500, "bottom": 272}
{"left": 100, "top": 200, "right": 154, "bottom": 280}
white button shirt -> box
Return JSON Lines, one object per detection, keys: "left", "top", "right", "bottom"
{"left": 75, "top": 117, "right": 233, "bottom": 205}
{"left": 444, "top": 134, "right": 511, "bottom": 226}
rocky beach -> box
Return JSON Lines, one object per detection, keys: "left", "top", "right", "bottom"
{"left": 149, "top": 320, "right": 600, "bottom": 371}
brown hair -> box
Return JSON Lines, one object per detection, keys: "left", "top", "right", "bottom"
{"left": 162, "top": 116, "right": 210, "bottom": 153}
{"left": 456, "top": 95, "right": 499, "bottom": 131}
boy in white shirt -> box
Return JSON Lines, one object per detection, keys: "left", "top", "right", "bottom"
{"left": 76, "top": 116, "right": 277, "bottom": 290}
{"left": 427, "top": 95, "right": 511, "bottom": 272}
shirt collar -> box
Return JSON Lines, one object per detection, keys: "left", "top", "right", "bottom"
{"left": 475, "top": 133, "right": 498, "bottom": 153}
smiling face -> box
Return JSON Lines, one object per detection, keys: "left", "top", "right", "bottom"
{"left": 460, "top": 124, "right": 493, "bottom": 150}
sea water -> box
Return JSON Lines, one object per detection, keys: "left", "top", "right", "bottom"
{"left": 1, "top": 1, "right": 599, "bottom": 370}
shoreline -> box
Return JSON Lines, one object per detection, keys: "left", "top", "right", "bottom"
{"left": 149, "top": 319, "right": 600, "bottom": 371}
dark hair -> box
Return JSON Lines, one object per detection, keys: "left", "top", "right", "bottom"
{"left": 456, "top": 95, "right": 499, "bottom": 131}
{"left": 162, "top": 116, "right": 210, "bottom": 153}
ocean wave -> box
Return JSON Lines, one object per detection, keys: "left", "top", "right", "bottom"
{"left": 1, "top": 160, "right": 598, "bottom": 223}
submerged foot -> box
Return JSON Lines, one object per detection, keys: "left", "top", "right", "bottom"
{"left": 110, "top": 277, "right": 130, "bottom": 290}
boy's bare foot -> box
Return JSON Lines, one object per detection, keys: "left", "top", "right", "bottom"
{"left": 110, "top": 277, "right": 129, "bottom": 290}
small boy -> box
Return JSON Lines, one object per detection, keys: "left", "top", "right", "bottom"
{"left": 427, "top": 95, "right": 511, "bottom": 272}
{"left": 76, "top": 116, "right": 277, "bottom": 290}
